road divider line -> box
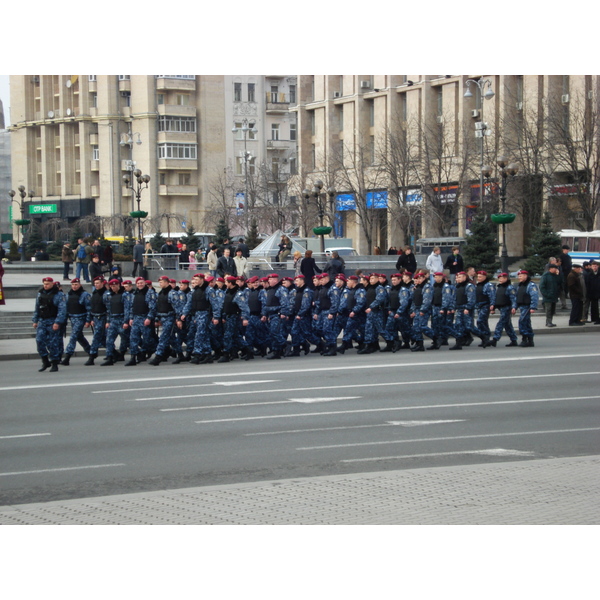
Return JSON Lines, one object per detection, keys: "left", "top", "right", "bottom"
{"left": 245, "top": 420, "right": 467, "bottom": 437}
{"left": 1, "top": 353, "right": 598, "bottom": 393}
{"left": 193, "top": 395, "right": 600, "bottom": 424}
{"left": 341, "top": 448, "right": 537, "bottom": 463}
{"left": 298, "top": 427, "right": 600, "bottom": 451}
{"left": 156, "top": 374, "right": 598, "bottom": 407}
{"left": 0, "top": 433, "right": 51, "bottom": 440}
{"left": 0, "top": 463, "right": 126, "bottom": 477}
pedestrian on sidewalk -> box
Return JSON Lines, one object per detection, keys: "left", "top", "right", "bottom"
{"left": 584, "top": 260, "right": 600, "bottom": 324}
{"left": 567, "top": 264, "right": 585, "bottom": 326}
{"left": 0, "top": 260, "right": 5, "bottom": 305}
{"left": 61, "top": 242, "right": 74, "bottom": 280}
{"left": 539, "top": 263, "right": 561, "bottom": 327}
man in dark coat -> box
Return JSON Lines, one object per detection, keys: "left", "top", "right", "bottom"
{"left": 559, "top": 245, "right": 572, "bottom": 309}
{"left": 396, "top": 246, "right": 417, "bottom": 274}
{"left": 584, "top": 260, "right": 600, "bottom": 324}
{"left": 566, "top": 264, "right": 585, "bottom": 326}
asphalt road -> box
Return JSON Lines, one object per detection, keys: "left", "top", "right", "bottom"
{"left": 1, "top": 332, "right": 599, "bottom": 505}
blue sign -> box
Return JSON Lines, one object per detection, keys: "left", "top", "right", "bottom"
{"left": 336, "top": 193, "right": 356, "bottom": 211}
{"left": 366, "top": 191, "right": 388, "bottom": 209}
{"left": 235, "top": 192, "right": 245, "bottom": 215}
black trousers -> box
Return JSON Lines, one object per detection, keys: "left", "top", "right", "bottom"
{"left": 569, "top": 298, "right": 582, "bottom": 325}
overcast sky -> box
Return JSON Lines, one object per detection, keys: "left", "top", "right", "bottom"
{"left": 0, "top": 75, "right": 10, "bottom": 126}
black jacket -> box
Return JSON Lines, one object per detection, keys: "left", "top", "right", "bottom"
{"left": 396, "top": 253, "right": 417, "bottom": 273}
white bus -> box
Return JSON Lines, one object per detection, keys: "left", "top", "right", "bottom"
{"left": 559, "top": 230, "right": 600, "bottom": 263}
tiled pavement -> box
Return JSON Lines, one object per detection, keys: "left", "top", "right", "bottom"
{"left": 1, "top": 455, "right": 598, "bottom": 525}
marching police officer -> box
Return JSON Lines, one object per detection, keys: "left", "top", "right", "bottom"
{"left": 60, "top": 278, "right": 91, "bottom": 365}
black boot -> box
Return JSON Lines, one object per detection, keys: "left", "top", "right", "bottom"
{"left": 449, "top": 340, "right": 463, "bottom": 350}
{"left": 322, "top": 344, "right": 337, "bottom": 356}
{"left": 411, "top": 341, "right": 425, "bottom": 352}
{"left": 217, "top": 351, "right": 230, "bottom": 363}
{"left": 427, "top": 338, "right": 441, "bottom": 350}
{"left": 357, "top": 342, "right": 372, "bottom": 354}
{"left": 528, "top": 337, "right": 535, "bottom": 347}
{"left": 479, "top": 335, "right": 490, "bottom": 348}
{"left": 505, "top": 339, "right": 518, "bottom": 347}
{"left": 301, "top": 341, "right": 311, "bottom": 355}
{"left": 60, "top": 354, "right": 72, "bottom": 366}
{"left": 189, "top": 354, "right": 201, "bottom": 365}
{"left": 486, "top": 339, "right": 497, "bottom": 347}
{"left": 241, "top": 347, "right": 254, "bottom": 361}
{"left": 518, "top": 336, "right": 529, "bottom": 347}
{"left": 84, "top": 354, "right": 97, "bottom": 366}
{"left": 114, "top": 351, "right": 125, "bottom": 362}
{"left": 266, "top": 349, "right": 282, "bottom": 359}
{"left": 310, "top": 341, "right": 324, "bottom": 353}
{"left": 392, "top": 340, "right": 402, "bottom": 352}
{"left": 370, "top": 341, "right": 381, "bottom": 353}
{"left": 100, "top": 356, "right": 115, "bottom": 366}
{"left": 288, "top": 346, "right": 301, "bottom": 357}
{"left": 400, "top": 341, "right": 412, "bottom": 350}
{"left": 380, "top": 340, "right": 394, "bottom": 352}
{"left": 149, "top": 354, "right": 164, "bottom": 366}
{"left": 49, "top": 361, "right": 59, "bottom": 372}
{"left": 199, "top": 353, "right": 214, "bottom": 364}
{"left": 124, "top": 355, "right": 138, "bottom": 366}
{"left": 137, "top": 352, "right": 147, "bottom": 362}
{"left": 463, "top": 334, "right": 474, "bottom": 347}
{"left": 172, "top": 352, "right": 187, "bottom": 364}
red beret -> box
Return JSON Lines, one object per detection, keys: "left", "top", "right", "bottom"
{"left": 135, "top": 277, "right": 145, "bottom": 282}
{"left": 259, "top": 277, "right": 269, "bottom": 282}
{"left": 205, "top": 275, "right": 215, "bottom": 282}
{"left": 319, "top": 272, "right": 329, "bottom": 278}
{"left": 93, "top": 276, "right": 105, "bottom": 282}
{"left": 477, "top": 270, "right": 488, "bottom": 276}
{"left": 391, "top": 273, "right": 403, "bottom": 278}
{"left": 434, "top": 272, "right": 444, "bottom": 277}
{"left": 216, "top": 277, "right": 224, "bottom": 283}
{"left": 247, "top": 276, "right": 259, "bottom": 283}
{"left": 294, "top": 274, "right": 305, "bottom": 279}
{"left": 42, "top": 277, "right": 54, "bottom": 283}
{"left": 70, "top": 278, "right": 80, "bottom": 283}
{"left": 225, "top": 276, "right": 237, "bottom": 282}
{"left": 145, "top": 280, "right": 153, "bottom": 285}
{"left": 335, "top": 274, "right": 346, "bottom": 281}
{"left": 518, "top": 270, "right": 529, "bottom": 275}
{"left": 179, "top": 279, "right": 190, "bottom": 284}
{"left": 268, "top": 273, "right": 279, "bottom": 279}
{"left": 122, "top": 280, "right": 133, "bottom": 285}
{"left": 192, "top": 273, "right": 205, "bottom": 278}
{"left": 169, "top": 279, "right": 177, "bottom": 284}
{"left": 347, "top": 275, "right": 358, "bottom": 280}
{"left": 456, "top": 271, "right": 467, "bottom": 276}
{"left": 283, "top": 277, "right": 294, "bottom": 282}
{"left": 498, "top": 272, "right": 509, "bottom": 277}
{"left": 108, "top": 279, "right": 121, "bottom": 285}
{"left": 403, "top": 271, "right": 413, "bottom": 278}
{"left": 158, "top": 275, "right": 170, "bottom": 281}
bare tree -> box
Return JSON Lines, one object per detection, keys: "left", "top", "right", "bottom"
{"left": 545, "top": 91, "right": 600, "bottom": 231}
{"left": 253, "top": 160, "right": 297, "bottom": 233}
{"left": 331, "top": 137, "right": 388, "bottom": 252}
{"left": 204, "top": 167, "right": 239, "bottom": 233}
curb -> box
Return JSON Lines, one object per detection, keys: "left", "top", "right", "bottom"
{"left": 0, "top": 325, "right": 597, "bottom": 362}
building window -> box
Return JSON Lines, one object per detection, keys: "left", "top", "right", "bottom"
{"left": 178, "top": 173, "right": 191, "bottom": 185}
{"left": 155, "top": 75, "right": 195, "bottom": 80}
{"left": 271, "top": 157, "right": 279, "bottom": 178}
{"left": 437, "top": 88, "right": 443, "bottom": 116}
{"left": 159, "top": 173, "right": 166, "bottom": 185}
{"left": 158, "top": 143, "right": 197, "bottom": 159}
{"left": 234, "top": 82, "right": 242, "bottom": 102}
{"left": 118, "top": 75, "right": 131, "bottom": 81}
{"left": 157, "top": 94, "right": 165, "bottom": 105}
{"left": 92, "top": 146, "right": 99, "bottom": 161}
{"left": 175, "top": 94, "right": 190, "bottom": 106}
{"left": 90, "top": 92, "right": 97, "bottom": 108}
{"left": 158, "top": 116, "right": 197, "bottom": 132}
{"left": 88, "top": 75, "right": 97, "bottom": 82}
{"left": 248, "top": 83, "right": 255, "bottom": 102}
{"left": 271, "top": 123, "right": 280, "bottom": 141}
{"left": 236, "top": 156, "right": 255, "bottom": 176}
{"left": 369, "top": 101, "right": 374, "bottom": 127}
{"left": 289, "top": 157, "right": 297, "bottom": 175}
{"left": 270, "top": 86, "right": 279, "bottom": 103}
{"left": 290, "top": 122, "right": 296, "bottom": 141}
{"left": 289, "top": 85, "right": 296, "bottom": 104}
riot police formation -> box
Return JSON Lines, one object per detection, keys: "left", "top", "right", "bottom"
{"left": 32, "top": 268, "right": 542, "bottom": 372}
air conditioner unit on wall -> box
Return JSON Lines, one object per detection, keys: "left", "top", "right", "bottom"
{"left": 333, "top": 91, "right": 341, "bottom": 98}
{"left": 436, "top": 115, "right": 444, "bottom": 124}
{"left": 360, "top": 80, "right": 371, "bottom": 89}
{"left": 471, "top": 109, "right": 480, "bottom": 118}
{"left": 516, "top": 102, "right": 523, "bottom": 110}
{"left": 562, "top": 94, "right": 570, "bottom": 104}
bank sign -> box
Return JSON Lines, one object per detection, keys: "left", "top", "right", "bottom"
{"left": 29, "top": 204, "right": 58, "bottom": 215}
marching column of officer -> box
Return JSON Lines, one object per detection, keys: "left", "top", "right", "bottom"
{"left": 32, "top": 266, "right": 543, "bottom": 371}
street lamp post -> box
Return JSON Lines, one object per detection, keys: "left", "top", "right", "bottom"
{"left": 232, "top": 119, "right": 257, "bottom": 232}
{"left": 303, "top": 179, "right": 336, "bottom": 254}
{"left": 464, "top": 78, "right": 495, "bottom": 207}
{"left": 8, "top": 185, "right": 34, "bottom": 262}
{"left": 123, "top": 169, "right": 151, "bottom": 241}
{"left": 484, "top": 156, "right": 519, "bottom": 273}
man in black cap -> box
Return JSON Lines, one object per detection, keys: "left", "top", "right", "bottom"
{"left": 567, "top": 264, "right": 585, "bottom": 326}
{"left": 559, "top": 245, "right": 572, "bottom": 309}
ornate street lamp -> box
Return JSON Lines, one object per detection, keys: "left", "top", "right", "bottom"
{"left": 303, "top": 179, "right": 336, "bottom": 254}
{"left": 8, "top": 185, "right": 34, "bottom": 262}
{"left": 485, "top": 156, "right": 519, "bottom": 273}
{"left": 465, "top": 78, "right": 495, "bottom": 207}
{"left": 123, "top": 169, "right": 151, "bottom": 240}
{"left": 232, "top": 118, "right": 258, "bottom": 231}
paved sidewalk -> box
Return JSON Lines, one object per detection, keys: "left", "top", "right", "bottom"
{"left": 1, "top": 455, "right": 598, "bottom": 524}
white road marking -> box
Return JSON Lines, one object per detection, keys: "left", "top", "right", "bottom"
{"left": 212, "top": 380, "right": 279, "bottom": 386}
{"left": 192, "top": 394, "right": 600, "bottom": 423}
{"left": 152, "top": 372, "right": 599, "bottom": 404}
{"left": 161, "top": 396, "right": 363, "bottom": 412}
{"left": 342, "top": 448, "right": 537, "bottom": 463}
{"left": 290, "top": 397, "right": 362, "bottom": 403}
{"left": 297, "top": 427, "right": 600, "bottom": 451}
{"left": 1, "top": 352, "right": 597, "bottom": 393}
{"left": 0, "top": 463, "right": 126, "bottom": 477}
{"left": 245, "top": 420, "right": 467, "bottom": 437}
{"left": 387, "top": 420, "right": 465, "bottom": 426}
{"left": 0, "top": 433, "right": 51, "bottom": 440}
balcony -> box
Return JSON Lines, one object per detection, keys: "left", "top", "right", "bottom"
{"left": 158, "top": 184, "right": 198, "bottom": 196}
{"left": 157, "top": 131, "right": 197, "bottom": 144}
{"left": 156, "top": 77, "right": 196, "bottom": 91}
{"left": 158, "top": 104, "right": 196, "bottom": 117}
{"left": 91, "top": 186, "right": 100, "bottom": 197}
{"left": 266, "top": 93, "right": 291, "bottom": 113}
{"left": 266, "top": 139, "right": 291, "bottom": 150}
{"left": 91, "top": 160, "right": 99, "bottom": 171}
{"left": 90, "top": 133, "right": 99, "bottom": 145}
{"left": 158, "top": 158, "right": 198, "bottom": 170}
{"left": 118, "top": 79, "right": 131, "bottom": 93}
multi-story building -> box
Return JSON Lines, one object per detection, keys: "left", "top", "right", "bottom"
{"left": 8, "top": 75, "right": 226, "bottom": 238}
{"left": 224, "top": 76, "right": 297, "bottom": 233}
{"left": 293, "top": 75, "right": 600, "bottom": 256}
